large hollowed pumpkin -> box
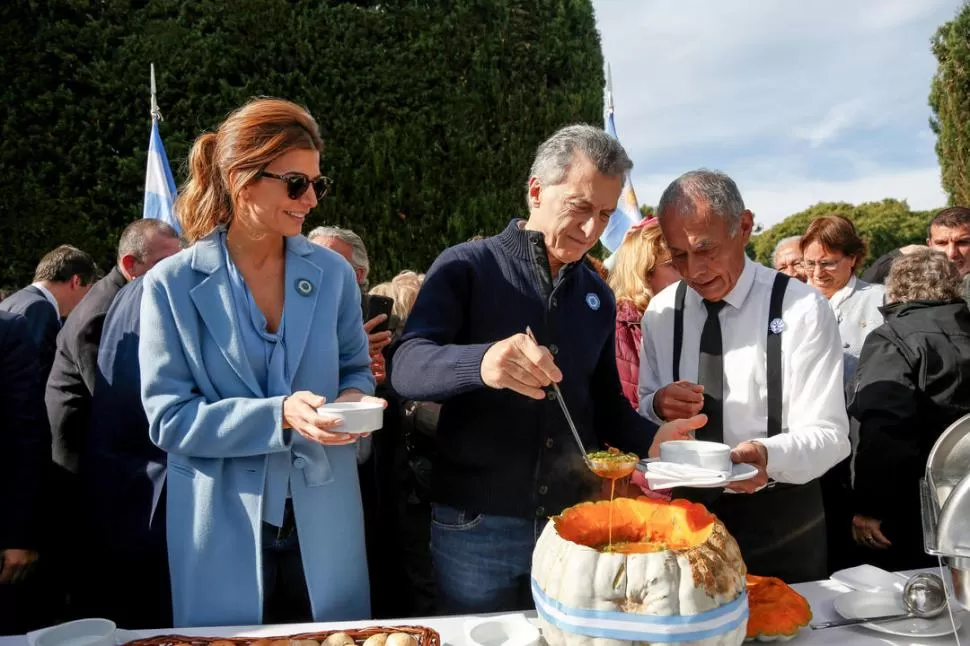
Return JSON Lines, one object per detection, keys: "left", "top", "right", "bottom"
{"left": 744, "top": 575, "right": 811, "bottom": 642}
{"left": 532, "top": 497, "right": 748, "bottom": 646}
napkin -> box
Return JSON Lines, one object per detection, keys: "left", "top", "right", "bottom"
{"left": 645, "top": 461, "right": 729, "bottom": 490}
{"left": 829, "top": 564, "right": 908, "bottom": 593}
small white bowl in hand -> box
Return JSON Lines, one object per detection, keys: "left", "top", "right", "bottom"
{"left": 659, "top": 440, "right": 733, "bottom": 476}
{"left": 317, "top": 401, "right": 384, "bottom": 434}
{"left": 33, "top": 618, "right": 117, "bottom": 646}
{"left": 464, "top": 615, "right": 540, "bottom": 646}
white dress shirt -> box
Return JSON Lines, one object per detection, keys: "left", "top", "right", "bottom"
{"left": 31, "top": 281, "right": 60, "bottom": 319}
{"left": 638, "top": 257, "right": 850, "bottom": 485}
{"left": 827, "top": 276, "right": 884, "bottom": 383}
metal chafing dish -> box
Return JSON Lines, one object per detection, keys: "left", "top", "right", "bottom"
{"left": 921, "top": 412, "right": 970, "bottom": 610}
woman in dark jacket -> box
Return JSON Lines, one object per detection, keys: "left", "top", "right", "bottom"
{"left": 606, "top": 219, "right": 680, "bottom": 409}
{"left": 847, "top": 248, "right": 970, "bottom": 571}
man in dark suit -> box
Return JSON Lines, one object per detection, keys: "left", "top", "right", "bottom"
{"left": 81, "top": 276, "right": 172, "bottom": 627}
{"left": 47, "top": 220, "right": 181, "bottom": 482}
{"left": 45, "top": 219, "right": 180, "bottom": 620}
{"left": 0, "top": 312, "right": 51, "bottom": 635}
{"left": 0, "top": 245, "right": 99, "bottom": 379}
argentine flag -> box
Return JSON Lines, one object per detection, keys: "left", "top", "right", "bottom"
{"left": 143, "top": 117, "right": 180, "bottom": 234}
{"left": 600, "top": 108, "right": 641, "bottom": 253}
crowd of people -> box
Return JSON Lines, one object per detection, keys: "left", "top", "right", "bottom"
{"left": 1, "top": 96, "right": 969, "bottom": 635}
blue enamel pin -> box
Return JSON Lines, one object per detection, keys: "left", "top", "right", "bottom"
{"left": 585, "top": 293, "right": 601, "bottom": 311}
{"left": 295, "top": 278, "right": 314, "bottom": 297}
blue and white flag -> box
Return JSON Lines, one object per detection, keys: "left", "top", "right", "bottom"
{"left": 143, "top": 117, "right": 180, "bottom": 233}
{"left": 600, "top": 108, "right": 641, "bottom": 253}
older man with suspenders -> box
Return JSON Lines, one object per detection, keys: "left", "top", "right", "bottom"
{"left": 638, "top": 169, "right": 851, "bottom": 582}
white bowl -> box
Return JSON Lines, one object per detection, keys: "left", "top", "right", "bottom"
{"left": 316, "top": 401, "right": 383, "bottom": 434}
{"left": 33, "top": 618, "right": 116, "bottom": 646}
{"left": 464, "top": 615, "right": 540, "bottom": 646}
{"left": 659, "top": 440, "right": 732, "bottom": 475}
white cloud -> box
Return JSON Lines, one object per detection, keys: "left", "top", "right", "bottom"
{"left": 792, "top": 99, "right": 868, "bottom": 148}
{"left": 593, "top": 0, "right": 961, "bottom": 227}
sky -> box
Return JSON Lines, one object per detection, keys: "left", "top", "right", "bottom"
{"left": 592, "top": 0, "right": 963, "bottom": 229}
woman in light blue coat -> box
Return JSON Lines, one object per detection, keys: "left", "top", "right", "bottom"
{"left": 139, "top": 98, "right": 381, "bottom": 628}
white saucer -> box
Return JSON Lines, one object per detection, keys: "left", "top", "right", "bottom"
{"left": 833, "top": 590, "right": 962, "bottom": 637}
{"left": 464, "top": 614, "right": 540, "bottom": 646}
{"left": 637, "top": 459, "right": 759, "bottom": 488}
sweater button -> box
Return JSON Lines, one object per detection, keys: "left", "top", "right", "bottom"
{"left": 545, "top": 438, "right": 554, "bottom": 448}
{"left": 536, "top": 506, "right": 546, "bottom": 517}
{"left": 293, "top": 457, "right": 306, "bottom": 469}
{"left": 546, "top": 390, "right": 557, "bottom": 402}
{"left": 549, "top": 344, "right": 559, "bottom": 355}
{"left": 539, "top": 485, "right": 548, "bottom": 495}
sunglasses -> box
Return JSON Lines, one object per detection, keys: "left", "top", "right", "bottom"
{"left": 260, "top": 171, "right": 333, "bottom": 200}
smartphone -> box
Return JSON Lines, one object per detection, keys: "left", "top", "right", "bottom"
{"left": 366, "top": 295, "right": 395, "bottom": 334}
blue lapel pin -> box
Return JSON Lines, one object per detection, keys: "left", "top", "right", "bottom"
{"left": 295, "top": 278, "right": 314, "bottom": 297}
{"left": 585, "top": 293, "right": 601, "bottom": 311}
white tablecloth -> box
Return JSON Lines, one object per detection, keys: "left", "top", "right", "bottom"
{"left": 2, "top": 570, "right": 965, "bottom": 646}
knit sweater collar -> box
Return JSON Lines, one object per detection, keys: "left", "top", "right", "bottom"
{"left": 497, "top": 218, "right": 545, "bottom": 260}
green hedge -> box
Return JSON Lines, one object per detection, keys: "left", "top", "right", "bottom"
{"left": 0, "top": 0, "right": 604, "bottom": 287}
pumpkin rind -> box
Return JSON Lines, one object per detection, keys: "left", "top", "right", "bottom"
{"left": 744, "top": 575, "right": 812, "bottom": 642}
{"left": 532, "top": 497, "right": 748, "bottom": 646}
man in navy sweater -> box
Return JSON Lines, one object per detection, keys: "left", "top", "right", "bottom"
{"left": 390, "top": 124, "right": 703, "bottom": 614}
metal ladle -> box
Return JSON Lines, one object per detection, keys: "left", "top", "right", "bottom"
{"left": 523, "top": 326, "right": 592, "bottom": 470}
{"left": 811, "top": 572, "right": 947, "bottom": 630}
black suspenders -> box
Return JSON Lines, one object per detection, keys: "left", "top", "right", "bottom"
{"left": 671, "top": 273, "right": 791, "bottom": 437}
{"left": 765, "top": 273, "right": 790, "bottom": 438}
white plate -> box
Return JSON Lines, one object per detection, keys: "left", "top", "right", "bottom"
{"left": 830, "top": 564, "right": 907, "bottom": 593}
{"left": 832, "top": 590, "right": 962, "bottom": 637}
{"left": 638, "top": 459, "right": 759, "bottom": 488}
{"left": 316, "top": 402, "right": 383, "bottom": 434}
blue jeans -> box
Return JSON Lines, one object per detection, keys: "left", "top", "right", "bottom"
{"left": 430, "top": 504, "right": 540, "bottom": 614}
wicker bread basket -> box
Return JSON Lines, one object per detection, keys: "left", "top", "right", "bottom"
{"left": 121, "top": 625, "right": 441, "bottom": 646}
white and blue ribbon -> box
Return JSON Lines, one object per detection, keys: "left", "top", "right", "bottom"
{"left": 532, "top": 578, "right": 748, "bottom": 643}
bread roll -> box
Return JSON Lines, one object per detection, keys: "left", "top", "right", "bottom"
{"left": 323, "top": 633, "right": 356, "bottom": 646}
{"left": 385, "top": 634, "right": 418, "bottom": 646}
{"left": 362, "top": 634, "right": 388, "bottom": 646}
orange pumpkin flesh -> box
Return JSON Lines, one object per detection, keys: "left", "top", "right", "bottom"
{"left": 554, "top": 496, "right": 715, "bottom": 552}
{"left": 745, "top": 574, "right": 812, "bottom": 639}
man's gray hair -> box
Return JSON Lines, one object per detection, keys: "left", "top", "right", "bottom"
{"left": 307, "top": 225, "right": 370, "bottom": 288}
{"left": 773, "top": 235, "right": 802, "bottom": 261}
{"left": 656, "top": 169, "right": 746, "bottom": 235}
{"left": 117, "top": 219, "right": 181, "bottom": 261}
{"left": 526, "top": 124, "right": 633, "bottom": 205}
{"left": 886, "top": 248, "right": 963, "bottom": 303}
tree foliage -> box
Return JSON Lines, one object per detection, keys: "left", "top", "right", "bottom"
{"left": 748, "top": 199, "right": 936, "bottom": 269}
{"left": 0, "top": 0, "right": 605, "bottom": 287}
{"left": 930, "top": 2, "right": 970, "bottom": 206}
